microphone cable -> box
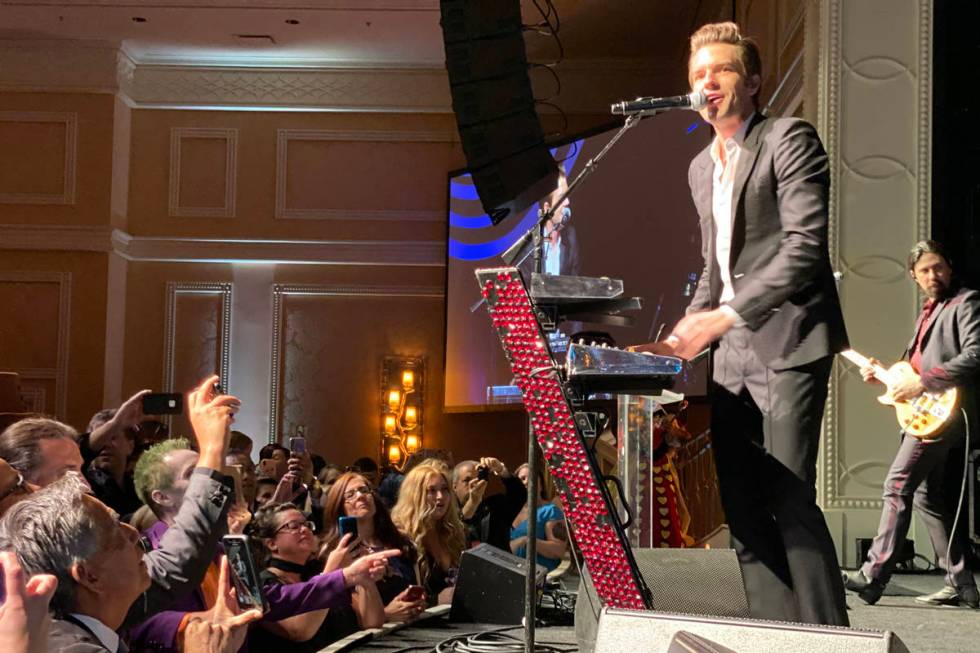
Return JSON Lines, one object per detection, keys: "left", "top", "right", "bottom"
{"left": 943, "top": 407, "right": 971, "bottom": 589}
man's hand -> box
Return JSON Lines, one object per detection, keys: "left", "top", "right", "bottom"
{"left": 467, "top": 478, "right": 487, "bottom": 505}
{"left": 226, "top": 505, "right": 251, "bottom": 535}
{"left": 180, "top": 556, "right": 262, "bottom": 653}
{"left": 287, "top": 451, "right": 314, "bottom": 486}
{"left": 187, "top": 375, "right": 241, "bottom": 471}
{"left": 269, "top": 473, "right": 303, "bottom": 505}
{"left": 628, "top": 341, "right": 678, "bottom": 356}
{"left": 0, "top": 551, "right": 58, "bottom": 653}
{"left": 859, "top": 358, "right": 883, "bottom": 384}
{"left": 89, "top": 388, "right": 150, "bottom": 451}
{"left": 341, "top": 549, "right": 401, "bottom": 588}
{"left": 480, "top": 457, "right": 507, "bottom": 478}
{"left": 670, "top": 308, "right": 737, "bottom": 360}
{"left": 889, "top": 373, "right": 925, "bottom": 403}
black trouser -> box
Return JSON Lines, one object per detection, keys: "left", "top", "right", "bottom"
{"left": 710, "top": 327, "right": 848, "bottom": 626}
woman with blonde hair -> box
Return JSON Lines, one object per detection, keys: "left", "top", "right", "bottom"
{"left": 391, "top": 461, "right": 466, "bottom": 604}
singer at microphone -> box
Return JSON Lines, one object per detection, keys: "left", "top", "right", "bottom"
{"left": 610, "top": 90, "right": 707, "bottom": 115}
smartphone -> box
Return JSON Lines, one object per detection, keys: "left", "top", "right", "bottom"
{"left": 289, "top": 436, "right": 306, "bottom": 456}
{"left": 476, "top": 465, "right": 490, "bottom": 482}
{"left": 223, "top": 464, "right": 245, "bottom": 506}
{"left": 142, "top": 393, "right": 183, "bottom": 415}
{"left": 404, "top": 584, "right": 425, "bottom": 602}
{"left": 212, "top": 382, "right": 226, "bottom": 396}
{"left": 338, "top": 515, "right": 359, "bottom": 540}
{"left": 222, "top": 535, "right": 268, "bottom": 613}
{"left": 257, "top": 459, "right": 278, "bottom": 479}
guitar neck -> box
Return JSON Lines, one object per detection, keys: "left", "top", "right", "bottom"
{"left": 840, "top": 349, "right": 891, "bottom": 383}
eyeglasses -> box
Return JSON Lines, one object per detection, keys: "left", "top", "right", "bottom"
{"left": 275, "top": 519, "right": 316, "bottom": 535}
{"left": 343, "top": 485, "right": 373, "bottom": 501}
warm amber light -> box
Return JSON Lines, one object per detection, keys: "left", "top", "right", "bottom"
{"left": 387, "top": 444, "right": 401, "bottom": 464}
{"left": 405, "top": 434, "right": 420, "bottom": 452}
{"left": 383, "top": 414, "right": 396, "bottom": 434}
{"left": 387, "top": 389, "right": 401, "bottom": 411}
{"left": 402, "top": 370, "right": 415, "bottom": 389}
{"left": 404, "top": 405, "right": 417, "bottom": 426}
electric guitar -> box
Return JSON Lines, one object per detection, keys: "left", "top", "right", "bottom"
{"left": 840, "top": 350, "right": 958, "bottom": 439}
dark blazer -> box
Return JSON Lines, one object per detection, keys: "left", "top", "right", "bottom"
{"left": 687, "top": 114, "right": 848, "bottom": 370}
{"left": 904, "top": 286, "right": 980, "bottom": 421}
{"left": 48, "top": 617, "right": 114, "bottom": 652}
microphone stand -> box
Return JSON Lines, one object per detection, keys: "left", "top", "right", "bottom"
{"left": 503, "top": 113, "right": 644, "bottom": 271}
{"left": 506, "top": 112, "right": 645, "bottom": 653}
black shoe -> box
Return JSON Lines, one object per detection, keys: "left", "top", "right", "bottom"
{"left": 914, "top": 585, "right": 980, "bottom": 609}
{"left": 842, "top": 569, "right": 885, "bottom": 605}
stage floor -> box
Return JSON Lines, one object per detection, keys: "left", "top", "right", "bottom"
{"left": 330, "top": 569, "right": 979, "bottom": 652}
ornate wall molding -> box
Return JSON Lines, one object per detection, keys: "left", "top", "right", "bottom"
{"left": 267, "top": 283, "right": 444, "bottom": 443}
{"left": 163, "top": 282, "right": 233, "bottom": 414}
{"left": 0, "top": 111, "right": 77, "bottom": 205}
{"left": 274, "top": 128, "right": 456, "bottom": 221}
{"left": 168, "top": 127, "right": 238, "bottom": 218}
{"left": 0, "top": 271, "right": 72, "bottom": 419}
{"left": 818, "top": 0, "right": 933, "bottom": 522}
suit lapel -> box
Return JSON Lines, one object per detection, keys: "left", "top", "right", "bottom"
{"left": 729, "top": 114, "right": 766, "bottom": 235}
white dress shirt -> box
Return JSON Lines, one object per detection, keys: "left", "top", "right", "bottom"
{"left": 70, "top": 613, "right": 121, "bottom": 653}
{"left": 710, "top": 114, "right": 755, "bottom": 320}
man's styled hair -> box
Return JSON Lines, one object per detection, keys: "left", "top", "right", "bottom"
{"left": 908, "top": 240, "right": 953, "bottom": 272}
{"left": 689, "top": 22, "right": 763, "bottom": 103}
{"left": 0, "top": 473, "right": 102, "bottom": 616}
{"left": 86, "top": 408, "right": 116, "bottom": 433}
{"left": 133, "top": 437, "right": 191, "bottom": 517}
{"left": 0, "top": 417, "right": 78, "bottom": 483}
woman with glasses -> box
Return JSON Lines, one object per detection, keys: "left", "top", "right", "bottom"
{"left": 391, "top": 462, "right": 466, "bottom": 605}
{"left": 321, "top": 472, "right": 426, "bottom": 621}
{"left": 250, "top": 502, "right": 386, "bottom": 651}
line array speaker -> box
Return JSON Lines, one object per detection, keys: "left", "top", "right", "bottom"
{"left": 439, "top": 0, "right": 558, "bottom": 224}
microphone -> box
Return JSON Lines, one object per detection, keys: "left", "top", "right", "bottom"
{"left": 560, "top": 206, "right": 571, "bottom": 225}
{"left": 610, "top": 90, "right": 707, "bottom": 115}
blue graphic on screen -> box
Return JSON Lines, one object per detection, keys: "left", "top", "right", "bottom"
{"left": 448, "top": 141, "right": 583, "bottom": 261}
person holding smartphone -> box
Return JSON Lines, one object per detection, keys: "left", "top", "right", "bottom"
{"left": 391, "top": 462, "right": 466, "bottom": 605}
{"left": 321, "top": 472, "right": 426, "bottom": 621}
{"left": 249, "top": 503, "right": 385, "bottom": 652}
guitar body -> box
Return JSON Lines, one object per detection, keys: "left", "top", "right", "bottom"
{"left": 874, "top": 361, "right": 958, "bottom": 439}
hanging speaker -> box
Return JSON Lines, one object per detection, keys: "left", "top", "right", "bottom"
{"left": 439, "top": 0, "right": 558, "bottom": 225}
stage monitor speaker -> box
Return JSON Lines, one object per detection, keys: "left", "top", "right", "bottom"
{"left": 969, "top": 449, "right": 980, "bottom": 543}
{"left": 594, "top": 608, "right": 909, "bottom": 653}
{"left": 439, "top": 0, "right": 557, "bottom": 224}
{"left": 575, "top": 548, "right": 749, "bottom": 652}
{"left": 449, "top": 543, "right": 545, "bottom": 624}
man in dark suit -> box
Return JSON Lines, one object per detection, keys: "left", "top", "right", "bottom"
{"left": 844, "top": 241, "right": 979, "bottom": 608}
{"left": 649, "top": 22, "right": 849, "bottom": 625}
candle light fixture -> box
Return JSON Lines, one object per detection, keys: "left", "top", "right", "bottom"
{"left": 379, "top": 356, "right": 424, "bottom": 468}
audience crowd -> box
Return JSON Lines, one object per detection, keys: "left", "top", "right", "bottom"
{"left": 0, "top": 374, "right": 568, "bottom": 653}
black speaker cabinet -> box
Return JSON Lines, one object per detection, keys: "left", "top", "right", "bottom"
{"left": 576, "top": 548, "right": 749, "bottom": 653}
{"left": 449, "top": 543, "right": 545, "bottom": 624}
{"left": 594, "top": 608, "right": 909, "bottom": 653}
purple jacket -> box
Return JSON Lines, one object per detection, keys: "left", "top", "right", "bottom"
{"left": 127, "top": 520, "right": 352, "bottom": 652}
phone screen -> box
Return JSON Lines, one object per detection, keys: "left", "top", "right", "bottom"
{"left": 222, "top": 535, "right": 268, "bottom": 613}
{"left": 338, "top": 515, "right": 359, "bottom": 539}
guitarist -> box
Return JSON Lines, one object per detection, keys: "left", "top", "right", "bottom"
{"left": 844, "top": 240, "right": 979, "bottom": 608}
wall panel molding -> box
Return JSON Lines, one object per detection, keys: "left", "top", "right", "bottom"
{"left": 0, "top": 271, "right": 72, "bottom": 419}
{"left": 168, "top": 127, "right": 238, "bottom": 218}
{"left": 0, "top": 111, "right": 77, "bottom": 205}
{"left": 274, "top": 128, "right": 456, "bottom": 221}
{"left": 268, "top": 284, "right": 444, "bottom": 443}
{"left": 816, "top": 0, "right": 932, "bottom": 563}
{"left": 163, "top": 282, "right": 233, "bottom": 432}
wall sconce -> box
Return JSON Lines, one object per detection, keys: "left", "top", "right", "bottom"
{"left": 380, "top": 356, "right": 424, "bottom": 468}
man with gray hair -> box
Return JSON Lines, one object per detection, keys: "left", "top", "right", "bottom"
{"left": 0, "top": 473, "right": 152, "bottom": 651}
